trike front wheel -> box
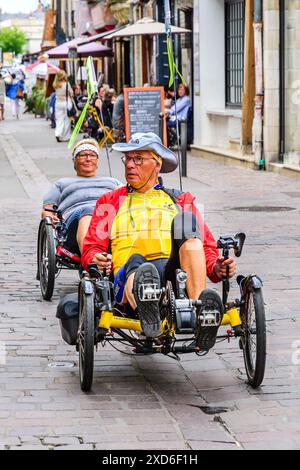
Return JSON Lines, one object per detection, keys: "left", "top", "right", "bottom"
{"left": 78, "top": 282, "right": 95, "bottom": 392}
{"left": 241, "top": 287, "right": 266, "bottom": 388}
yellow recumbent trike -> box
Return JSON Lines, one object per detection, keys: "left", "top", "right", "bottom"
{"left": 72, "top": 233, "right": 266, "bottom": 392}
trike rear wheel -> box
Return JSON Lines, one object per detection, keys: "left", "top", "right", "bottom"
{"left": 78, "top": 283, "right": 95, "bottom": 392}
{"left": 241, "top": 288, "right": 266, "bottom": 388}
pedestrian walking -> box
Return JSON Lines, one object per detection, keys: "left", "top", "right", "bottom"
{"left": 53, "top": 70, "right": 73, "bottom": 143}
{"left": 0, "top": 72, "right": 6, "bottom": 121}
{"left": 49, "top": 91, "right": 56, "bottom": 129}
{"left": 6, "top": 73, "right": 25, "bottom": 120}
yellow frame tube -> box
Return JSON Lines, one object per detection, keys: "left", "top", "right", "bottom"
{"left": 221, "top": 308, "right": 241, "bottom": 328}
{"left": 99, "top": 311, "right": 143, "bottom": 332}
{"left": 99, "top": 308, "right": 242, "bottom": 333}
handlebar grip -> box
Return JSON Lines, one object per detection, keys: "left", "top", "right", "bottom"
{"left": 102, "top": 253, "right": 108, "bottom": 277}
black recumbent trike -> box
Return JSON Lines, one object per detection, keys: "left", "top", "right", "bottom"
{"left": 37, "top": 207, "right": 81, "bottom": 301}
{"left": 56, "top": 232, "right": 266, "bottom": 393}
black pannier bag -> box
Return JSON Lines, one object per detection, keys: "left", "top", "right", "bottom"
{"left": 56, "top": 293, "right": 79, "bottom": 345}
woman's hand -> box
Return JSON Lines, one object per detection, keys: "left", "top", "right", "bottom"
{"left": 41, "top": 208, "right": 59, "bottom": 225}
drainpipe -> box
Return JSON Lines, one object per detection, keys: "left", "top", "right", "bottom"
{"left": 279, "top": 0, "right": 285, "bottom": 163}
{"left": 129, "top": 0, "right": 135, "bottom": 87}
{"left": 253, "top": 0, "right": 265, "bottom": 169}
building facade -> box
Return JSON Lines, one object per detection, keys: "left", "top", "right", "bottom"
{"left": 75, "top": 0, "right": 117, "bottom": 37}
{"left": 192, "top": 0, "right": 248, "bottom": 165}
{"left": 192, "top": 0, "right": 300, "bottom": 174}
{"left": 0, "top": 3, "right": 45, "bottom": 55}
{"left": 51, "top": 0, "right": 77, "bottom": 45}
{"left": 109, "top": 0, "right": 193, "bottom": 90}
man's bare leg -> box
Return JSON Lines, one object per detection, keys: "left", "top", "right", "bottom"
{"left": 77, "top": 215, "right": 92, "bottom": 253}
{"left": 179, "top": 239, "right": 207, "bottom": 300}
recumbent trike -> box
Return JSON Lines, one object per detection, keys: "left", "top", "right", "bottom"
{"left": 56, "top": 232, "right": 267, "bottom": 393}
{"left": 37, "top": 207, "right": 81, "bottom": 301}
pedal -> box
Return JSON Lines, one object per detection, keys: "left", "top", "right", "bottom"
{"left": 138, "top": 284, "right": 162, "bottom": 302}
{"left": 199, "top": 309, "right": 221, "bottom": 327}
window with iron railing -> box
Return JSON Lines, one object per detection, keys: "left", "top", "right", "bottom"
{"left": 225, "top": 0, "right": 245, "bottom": 108}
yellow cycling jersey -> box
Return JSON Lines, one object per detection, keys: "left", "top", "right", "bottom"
{"left": 110, "top": 188, "right": 179, "bottom": 275}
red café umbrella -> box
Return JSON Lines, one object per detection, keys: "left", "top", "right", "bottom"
{"left": 26, "top": 62, "right": 60, "bottom": 76}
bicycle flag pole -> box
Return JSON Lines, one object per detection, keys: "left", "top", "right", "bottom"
{"left": 86, "top": 57, "right": 112, "bottom": 177}
{"left": 68, "top": 57, "right": 112, "bottom": 177}
{"left": 68, "top": 56, "right": 95, "bottom": 150}
{"left": 164, "top": 0, "right": 185, "bottom": 192}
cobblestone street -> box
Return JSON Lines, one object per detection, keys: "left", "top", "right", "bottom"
{"left": 0, "top": 110, "right": 300, "bottom": 450}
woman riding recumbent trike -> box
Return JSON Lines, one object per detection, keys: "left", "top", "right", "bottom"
{"left": 37, "top": 206, "right": 82, "bottom": 301}
{"left": 57, "top": 231, "right": 266, "bottom": 393}
{"left": 37, "top": 138, "right": 122, "bottom": 301}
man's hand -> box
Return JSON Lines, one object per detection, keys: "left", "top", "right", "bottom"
{"left": 93, "top": 253, "right": 112, "bottom": 275}
{"left": 214, "top": 256, "right": 236, "bottom": 280}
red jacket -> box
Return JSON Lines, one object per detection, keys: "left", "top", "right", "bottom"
{"left": 82, "top": 186, "right": 220, "bottom": 283}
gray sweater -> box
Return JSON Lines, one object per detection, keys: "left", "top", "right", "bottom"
{"left": 43, "top": 176, "right": 122, "bottom": 219}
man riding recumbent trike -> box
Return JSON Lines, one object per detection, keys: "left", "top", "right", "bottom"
{"left": 56, "top": 133, "right": 266, "bottom": 392}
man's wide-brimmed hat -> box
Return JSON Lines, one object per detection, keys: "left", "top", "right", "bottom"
{"left": 112, "top": 132, "right": 178, "bottom": 173}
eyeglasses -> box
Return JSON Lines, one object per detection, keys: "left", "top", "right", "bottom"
{"left": 77, "top": 153, "right": 98, "bottom": 160}
{"left": 121, "top": 156, "right": 155, "bottom": 166}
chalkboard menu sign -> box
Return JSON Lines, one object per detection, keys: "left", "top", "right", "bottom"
{"left": 124, "top": 87, "right": 166, "bottom": 145}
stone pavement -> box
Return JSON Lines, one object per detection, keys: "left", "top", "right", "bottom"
{"left": 0, "top": 108, "right": 300, "bottom": 450}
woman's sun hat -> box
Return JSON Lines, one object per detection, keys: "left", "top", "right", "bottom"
{"left": 72, "top": 138, "right": 100, "bottom": 160}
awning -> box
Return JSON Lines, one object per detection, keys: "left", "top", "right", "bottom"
{"left": 78, "top": 26, "right": 127, "bottom": 46}
{"left": 46, "top": 38, "right": 113, "bottom": 60}
{"left": 104, "top": 18, "right": 191, "bottom": 39}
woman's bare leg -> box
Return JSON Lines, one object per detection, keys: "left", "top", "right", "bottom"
{"left": 77, "top": 216, "right": 92, "bottom": 253}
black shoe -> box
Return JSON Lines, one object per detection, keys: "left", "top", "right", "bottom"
{"left": 133, "top": 263, "right": 161, "bottom": 338}
{"left": 196, "top": 289, "right": 224, "bottom": 352}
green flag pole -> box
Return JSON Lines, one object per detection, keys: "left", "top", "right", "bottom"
{"left": 68, "top": 57, "right": 97, "bottom": 150}
{"left": 68, "top": 57, "right": 112, "bottom": 177}
{"left": 164, "top": 0, "right": 187, "bottom": 191}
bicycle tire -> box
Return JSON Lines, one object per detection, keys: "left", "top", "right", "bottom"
{"left": 241, "top": 287, "right": 266, "bottom": 388}
{"left": 38, "top": 220, "right": 56, "bottom": 301}
{"left": 78, "top": 283, "right": 95, "bottom": 392}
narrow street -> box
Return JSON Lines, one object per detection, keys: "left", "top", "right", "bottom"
{"left": 0, "top": 107, "right": 300, "bottom": 450}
